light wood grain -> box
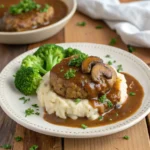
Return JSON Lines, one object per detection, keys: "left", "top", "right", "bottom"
{"left": 64, "top": 11, "right": 150, "bottom": 150}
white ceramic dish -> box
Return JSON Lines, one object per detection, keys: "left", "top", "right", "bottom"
{"left": 0, "top": 43, "right": 150, "bottom": 138}
{"left": 0, "top": 0, "right": 77, "bottom": 44}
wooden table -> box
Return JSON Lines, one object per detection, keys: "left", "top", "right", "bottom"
{"left": 0, "top": 1, "right": 150, "bottom": 150}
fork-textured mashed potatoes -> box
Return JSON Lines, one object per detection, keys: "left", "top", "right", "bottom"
{"left": 37, "top": 71, "right": 128, "bottom": 120}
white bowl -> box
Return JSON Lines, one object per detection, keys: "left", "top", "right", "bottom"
{"left": 0, "top": 0, "right": 77, "bottom": 44}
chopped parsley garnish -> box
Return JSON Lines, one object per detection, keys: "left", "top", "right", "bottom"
{"left": 15, "top": 136, "right": 23, "bottom": 142}
{"left": 129, "top": 92, "right": 136, "bottom": 96}
{"left": 74, "top": 98, "right": 81, "bottom": 104}
{"left": 109, "top": 38, "right": 117, "bottom": 45}
{"left": 127, "top": 45, "right": 136, "bottom": 53}
{"left": 99, "top": 94, "right": 113, "bottom": 108}
{"left": 0, "top": 4, "right": 4, "bottom": 8}
{"left": 98, "top": 116, "right": 103, "bottom": 121}
{"left": 81, "top": 124, "right": 88, "bottom": 129}
{"left": 107, "top": 100, "right": 113, "bottom": 108}
{"left": 107, "top": 61, "right": 113, "bottom": 65}
{"left": 115, "top": 113, "right": 119, "bottom": 117}
{"left": 40, "top": 4, "right": 50, "bottom": 13}
{"left": 113, "top": 60, "right": 116, "bottom": 63}
{"left": 64, "top": 69, "right": 76, "bottom": 79}
{"left": 105, "top": 54, "right": 111, "bottom": 58}
{"left": 29, "top": 145, "right": 38, "bottom": 150}
{"left": 32, "top": 104, "right": 39, "bottom": 108}
{"left": 123, "top": 135, "right": 129, "bottom": 140}
{"left": 77, "top": 22, "right": 86, "bottom": 26}
{"left": 68, "top": 54, "right": 88, "bottom": 67}
{"left": 60, "top": 69, "right": 64, "bottom": 72}
{"left": 25, "top": 108, "right": 34, "bottom": 117}
{"left": 19, "top": 97, "right": 30, "bottom": 104}
{"left": 96, "top": 25, "right": 103, "bottom": 29}
{"left": 9, "top": 0, "right": 41, "bottom": 15}
{"left": 117, "top": 64, "right": 123, "bottom": 72}
{"left": 35, "top": 112, "right": 40, "bottom": 116}
{"left": 0, "top": 144, "right": 11, "bottom": 149}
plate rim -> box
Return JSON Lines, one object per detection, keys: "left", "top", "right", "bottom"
{"left": 0, "top": 42, "right": 150, "bottom": 138}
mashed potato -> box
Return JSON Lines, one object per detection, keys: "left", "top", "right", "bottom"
{"left": 37, "top": 71, "right": 128, "bottom": 120}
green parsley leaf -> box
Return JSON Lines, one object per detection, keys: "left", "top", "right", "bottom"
{"left": 99, "top": 94, "right": 107, "bottom": 103}
{"left": 0, "top": 4, "right": 4, "bottom": 8}
{"left": 98, "top": 116, "right": 103, "bottom": 121}
{"left": 32, "top": 104, "right": 39, "bottom": 108}
{"left": 109, "top": 38, "right": 117, "bottom": 45}
{"left": 9, "top": 0, "right": 41, "bottom": 15}
{"left": 64, "top": 69, "right": 76, "bottom": 79}
{"left": 107, "top": 100, "right": 113, "bottom": 108}
{"left": 117, "top": 64, "right": 123, "bottom": 72}
{"left": 123, "top": 135, "right": 129, "bottom": 140}
{"left": 74, "top": 98, "right": 81, "bottom": 104}
{"left": 105, "top": 54, "right": 111, "bottom": 58}
{"left": 60, "top": 69, "right": 64, "bottom": 72}
{"left": 99, "top": 94, "right": 113, "bottom": 108}
{"left": 115, "top": 113, "right": 119, "bottom": 117}
{"left": 77, "top": 22, "right": 86, "bottom": 26}
{"left": 35, "top": 112, "right": 40, "bottom": 116}
{"left": 96, "top": 25, "right": 103, "bottom": 29}
{"left": 19, "top": 97, "right": 30, "bottom": 104}
{"left": 29, "top": 145, "right": 38, "bottom": 150}
{"left": 25, "top": 108, "right": 34, "bottom": 117}
{"left": 113, "top": 60, "right": 116, "bottom": 63}
{"left": 15, "top": 136, "right": 23, "bottom": 142}
{"left": 0, "top": 144, "right": 11, "bottom": 149}
{"left": 127, "top": 45, "right": 136, "bottom": 53}
{"left": 81, "top": 124, "right": 88, "bottom": 129}
{"left": 40, "top": 4, "right": 50, "bottom": 13}
{"left": 129, "top": 92, "right": 136, "bottom": 96}
{"left": 68, "top": 54, "right": 88, "bottom": 67}
{"left": 108, "top": 61, "right": 113, "bottom": 65}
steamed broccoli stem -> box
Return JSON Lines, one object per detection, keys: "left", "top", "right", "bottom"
{"left": 21, "top": 55, "right": 47, "bottom": 75}
{"left": 46, "top": 54, "right": 61, "bottom": 71}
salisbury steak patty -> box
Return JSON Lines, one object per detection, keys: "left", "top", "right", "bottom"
{"left": 0, "top": 6, "right": 54, "bottom": 32}
{"left": 50, "top": 57, "right": 116, "bottom": 99}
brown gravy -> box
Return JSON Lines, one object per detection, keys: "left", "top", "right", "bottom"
{"left": 0, "top": 0, "right": 68, "bottom": 31}
{"left": 44, "top": 73, "right": 144, "bottom": 128}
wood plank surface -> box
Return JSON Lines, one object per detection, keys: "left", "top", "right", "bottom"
{"left": 0, "top": 45, "right": 28, "bottom": 149}
{"left": 64, "top": 11, "right": 150, "bottom": 150}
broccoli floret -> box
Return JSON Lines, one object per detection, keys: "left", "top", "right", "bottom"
{"left": 22, "top": 55, "right": 47, "bottom": 74}
{"left": 14, "top": 67, "right": 42, "bottom": 95}
{"left": 65, "top": 47, "right": 88, "bottom": 58}
{"left": 34, "top": 44, "right": 65, "bottom": 71}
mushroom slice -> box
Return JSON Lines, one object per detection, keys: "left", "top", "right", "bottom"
{"left": 91, "top": 63, "right": 112, "bottom": 83}
{"left": 82, "top": 56, "right": 103, "bottom": 73}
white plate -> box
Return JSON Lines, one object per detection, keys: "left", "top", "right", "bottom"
{"left": 0, "top": 43, "right": 150, "bottom": 138}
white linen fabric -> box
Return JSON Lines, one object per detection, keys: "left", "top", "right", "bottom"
{"left": 77, "top": 0, "right": 150, "bottom": 48}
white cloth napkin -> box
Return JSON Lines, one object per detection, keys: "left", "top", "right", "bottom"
{"left": 77, "top": 0, "right": 150, "bottom": 48}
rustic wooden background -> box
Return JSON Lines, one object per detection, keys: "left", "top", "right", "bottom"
{"left": 0, "top": 0, "right": 150, "bottom": 149}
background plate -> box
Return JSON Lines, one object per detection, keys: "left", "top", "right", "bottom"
{"left": 0, "top": 43, "right": 150, "bottom": 138}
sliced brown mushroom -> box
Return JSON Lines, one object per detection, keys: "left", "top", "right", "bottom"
{"left": 91, "top": 63, "right": 112, "bottom": 83}
{"left": 81, "top": 56, "right": 103, "bottom": 73}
